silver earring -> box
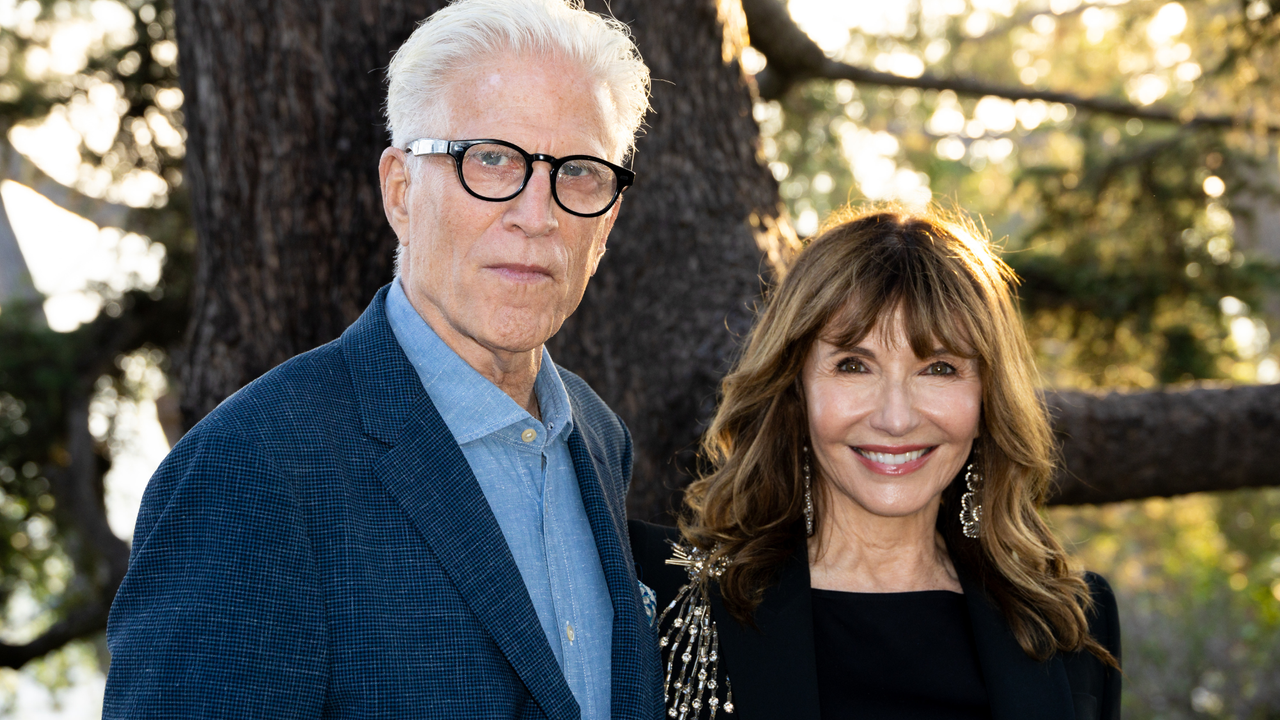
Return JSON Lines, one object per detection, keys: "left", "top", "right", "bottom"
{"left": 960, "top": 460, "right": 982, "bottom": 539}
{"left": 803, "top": 446, "right": 814, "bottom": 537}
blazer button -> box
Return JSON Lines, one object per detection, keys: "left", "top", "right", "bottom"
{"left": 521, "top": 428, "right": 537, "bottom": 443}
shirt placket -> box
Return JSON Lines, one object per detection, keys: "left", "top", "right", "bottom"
{"left": 541, "top": 431, "right": 593, "bottom": 718}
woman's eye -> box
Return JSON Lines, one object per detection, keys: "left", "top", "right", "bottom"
{"left": 925, "top": 361, "right": 957, "bottom": 376}
{"left": 836, "top": 358, "right": 868, "bottom": 373}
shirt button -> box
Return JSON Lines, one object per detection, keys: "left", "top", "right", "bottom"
{"left": 521, "top": 428, "right": 537, "bottom": 443}
{"left": 566, "top": 622, "right": 575, "bottom": 643}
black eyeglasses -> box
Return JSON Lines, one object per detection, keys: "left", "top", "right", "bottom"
{"left": 407, "top": 138, "right": 635, "bottom": 218}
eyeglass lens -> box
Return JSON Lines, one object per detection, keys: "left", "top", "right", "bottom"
{"left": 460, "top": 143, "right": 620, "bottom": 216}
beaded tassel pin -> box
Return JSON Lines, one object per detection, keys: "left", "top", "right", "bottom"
{"left": 658, "top": 544, "right": 734, "bottom": 718}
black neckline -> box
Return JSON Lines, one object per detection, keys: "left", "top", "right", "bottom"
{"left": 811, "top": 587, "right": 965, "bottom": 599}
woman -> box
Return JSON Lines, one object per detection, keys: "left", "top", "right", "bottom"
{"left": 631, "top": 206, "right": 1121, "bottom": 720}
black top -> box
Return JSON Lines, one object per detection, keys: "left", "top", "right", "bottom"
{"left": 629, "top": 520, "right": 1122, "bottom": 720}
{"left": 811, "top": 588, "right": 991, "bottom": 719}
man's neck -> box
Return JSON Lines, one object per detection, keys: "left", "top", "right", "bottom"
{"left": 404, "top": 290, "right": 542, "bottom": 418}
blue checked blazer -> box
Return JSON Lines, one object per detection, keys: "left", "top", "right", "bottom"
{"left": 104, "top": 285, "right": 663, "bottom": 720}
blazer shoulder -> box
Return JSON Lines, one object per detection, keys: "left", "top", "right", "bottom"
{"left": 1060, "top": 571, "right": 1123, "bottom": 720}
{"left": 627, "top": 520, "right": 689, "bottom": 607}
{"left": 557, "top": 365, "right": 626, "bottom": 434}
{"left": 197, "top": 338, "right": 354, "bottom": 441}
{"left": 557, "top": 364, "right": 632, "bottom": 489}
{"left": 1082, "top": 571, "right": 1121, "bottom": 656}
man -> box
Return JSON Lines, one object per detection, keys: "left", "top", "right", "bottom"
{"left": 103, "top": 1, "right": 660, "bottom": 718}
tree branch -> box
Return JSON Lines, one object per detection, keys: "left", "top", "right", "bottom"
{"left": 0, "top": 395, "right": 129, "bottom": 669}
{"left": 0, "top": 294, "right": 178, "bottom": 669}
{"left": 0, "top": 597, "right": 116, "bottom": 669}
{"left": 1, "top": 139, "right": 131, "bottom": 230}
{"left": 1046, "top": 383, "right": 1280, "bottom": 505}
{"left": 741, "top": 0, "right": 1280, "bottom": 134}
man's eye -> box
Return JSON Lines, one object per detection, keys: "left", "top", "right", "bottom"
{"left": 561, "top": 161, "right": 588, "bottom": 177}
{"left": 559, "top": 160, "right": 606, "bottom": 182}
{"left": 474, "top": 151, "right": 511, "bottom": 167}
{"left": 925, "top": 361, "right": 957, "bottom": 376}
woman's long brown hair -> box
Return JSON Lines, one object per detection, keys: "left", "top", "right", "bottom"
{"left": 681, "top": 204, "right": 1117, "bottom": 666}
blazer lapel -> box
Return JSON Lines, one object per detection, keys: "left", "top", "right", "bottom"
{"left": 344, "top": 288, "right": 578, "bottom": 720}
{"left": 958, "top": 571, "right": 1075, "bottom": 720}
{"left": 565, "top": 425, "right": 653, "bottom": 720}
{"left": 711, "top": 540, "right": 822, "bottom": 720}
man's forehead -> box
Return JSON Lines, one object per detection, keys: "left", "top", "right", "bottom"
{"left": 439, "top": 55, "right": 617, "bottom": 158}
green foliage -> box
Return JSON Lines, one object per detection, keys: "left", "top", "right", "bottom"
{"left": 765, "top": 0, "right": 1280, "bottom": 390}
{"left": 0, "top": 305, "right": 85, "bottom": 628}
{"left": 0, "top": 0, "right": 191, "bottom": 688}
{"left": 0, "top": 0, "right": 184, "bottom": 192}
{"left": 1051, "top": 489, "right": 1280, "bottom": 718}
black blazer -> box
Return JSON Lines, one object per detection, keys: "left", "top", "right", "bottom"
{"left": 630, "top": 520, "right": 1121, "bottom": 720}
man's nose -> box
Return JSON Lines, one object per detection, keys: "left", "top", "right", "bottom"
{"left": 505, "top": 163, "right": 558, "bottom": 237}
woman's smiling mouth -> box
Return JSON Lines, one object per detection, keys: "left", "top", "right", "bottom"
{"left": 852, "top": 445, "right": 937, "bottom": 475}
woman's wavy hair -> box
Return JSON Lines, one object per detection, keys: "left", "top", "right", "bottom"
{"left": 681, "top": 204, "right": 1116, "bottom": 665}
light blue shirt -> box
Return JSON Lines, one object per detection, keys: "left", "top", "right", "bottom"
{"left": 386, "top": 280, "right": 613, "bottom": 720}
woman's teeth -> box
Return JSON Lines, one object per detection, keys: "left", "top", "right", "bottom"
{"left": 856, "top": 448, "right": 930, "bottom": 465}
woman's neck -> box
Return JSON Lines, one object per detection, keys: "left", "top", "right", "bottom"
{"left": 808, "top": 498, "right": 961, "bottom": 594}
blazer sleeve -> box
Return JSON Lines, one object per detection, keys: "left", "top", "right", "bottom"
{"left": 1061, "top": 571, "right": 1122, "bottom": 720}
{"left": 103, "top": 426, "right": 327, "bottom": 720}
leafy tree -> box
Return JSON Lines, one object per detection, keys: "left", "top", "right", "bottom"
{"left": 0, "top": 0, "right": 190, "bottom": 671}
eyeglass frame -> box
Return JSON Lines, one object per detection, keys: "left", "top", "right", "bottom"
{"left": 406, "top": 137, "right": 635, "bottom": 218}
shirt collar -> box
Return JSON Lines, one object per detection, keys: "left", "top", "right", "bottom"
{"left": 385, "top": 278, "right": 574, "bottom": 445}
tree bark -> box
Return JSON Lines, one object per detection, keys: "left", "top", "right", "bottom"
{"left": 1047, "top": 385, "right": 1280, "bottom": 505}
{"left": 174, "top": 0, "right": 442, "bottom": 428}
{"left": 559, "top": 0, "right": 789, "bottom": 520}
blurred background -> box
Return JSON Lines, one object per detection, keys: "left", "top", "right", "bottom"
{"left": 0, "top": 0, "right": 1277, "bottom": 716}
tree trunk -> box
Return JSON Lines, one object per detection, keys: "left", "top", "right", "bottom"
{"left": 559, "top": 0, "right": 789, "bottom": 520}
{"left": 174, "top": 0, "right": 443, "bottom": 428}
{"left": 1046, "top": 385, "right": 1280, "bottom": 505}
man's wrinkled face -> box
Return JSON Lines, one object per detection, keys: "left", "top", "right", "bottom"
{"left": 381, "top": 54, "right": 621, "bottom": 359}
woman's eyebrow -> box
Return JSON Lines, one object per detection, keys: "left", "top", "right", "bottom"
{"left": 829, "top": 344, "right": 876, "bottom": 358}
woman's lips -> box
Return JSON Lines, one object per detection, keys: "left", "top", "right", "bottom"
{"left": 852, "top": 445, "right": 936, "bottom": 476}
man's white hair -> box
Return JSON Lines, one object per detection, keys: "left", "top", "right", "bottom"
{"left": 385, "top": 0, "right": 651, "bottom": 163}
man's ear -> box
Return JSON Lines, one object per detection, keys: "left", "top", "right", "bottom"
{"left": 590, "top": 195, "right": 622, "bottom": 276}
{"left": 379, "top": 147, "right": 411, "bottom": 244}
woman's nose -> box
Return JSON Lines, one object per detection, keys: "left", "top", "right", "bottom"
{"left": 867, "top": 381, "right": 919, "bottom": 437}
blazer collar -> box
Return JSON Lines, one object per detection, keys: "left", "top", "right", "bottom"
{"left": 567, "top": 423, "right": 658, "bottom": 720}
{"left": 709, "top": 539, "right": 1076, "bottom": 720}
{"left": 957, "top": 569, "right": 1075, "bottom": 720}
{"left": 344, "top": 286, "right": 578, "bottom": 720}
{"left": 340, "top": 284, "right": 425, "bottom": 446}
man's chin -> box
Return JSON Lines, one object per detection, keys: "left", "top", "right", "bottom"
{"left": 476, "top": 310, "right": 563, "bottom": 355}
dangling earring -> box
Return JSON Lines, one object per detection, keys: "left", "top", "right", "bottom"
{"left": 803, "top": 446, "right": 814, "bottom": 537}
{"left": 960, "top": 459, "right": 982, "bottom": 539}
